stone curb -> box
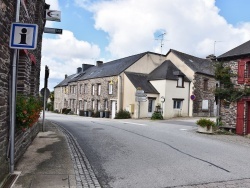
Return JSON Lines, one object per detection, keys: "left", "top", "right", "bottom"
{"left": 52, "top": 121, "right": 101, "bottom": 188}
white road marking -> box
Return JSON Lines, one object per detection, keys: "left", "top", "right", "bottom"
{"left": 122, "top": 122, "right": 147, "bottom": 126}
{"left": 180, "top": 129, "right": 187, "bottom": 131}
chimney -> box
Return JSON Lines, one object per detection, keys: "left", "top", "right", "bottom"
{"left": 82, "top": 64, "right": 94, "bottom": 72}
{"left": 96, "top": 61, "right": 103, "bottom": 66}
{"left": 65, "top": 74, "right": 68, "bottom": 79}
{"left": 77, "top": 67, "right": 82, "bottom": 73}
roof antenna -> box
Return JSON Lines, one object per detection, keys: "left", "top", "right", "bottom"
{"left": 156, "top": 32, "right": 167, "bottom": 62}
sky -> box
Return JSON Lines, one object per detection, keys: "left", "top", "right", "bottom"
{"left": 41, "top": 0, "right": 250, "bottom": 91}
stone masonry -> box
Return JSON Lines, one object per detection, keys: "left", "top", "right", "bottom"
{"left": 0, "top": 0, "right": 45, "bottom": 185}
{"left": 193, "top": 73, "right": 217, "bottom": 117}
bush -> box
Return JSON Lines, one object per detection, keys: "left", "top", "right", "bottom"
{"left": 54, "top": 109, "right": 59, "bottom": 113}
{"left": 151, "top": 111, "right": 163, "bottom": 120}
{"left": 196, "top": 118, "right": 215, "bottom": 128}
{"left": 16, "top": 95, "right": 42, "bottom": 130}
{"left": 115, "top": 110, "right": 131, "bottom": 119}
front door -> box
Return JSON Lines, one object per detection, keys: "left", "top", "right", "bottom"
{"left": 111, "top": 101, "right": 116, "bottom": 119}
{"left": 148, "top": 98, "right": 155, "bottom": 117}
{"left": 247, "top": 102, "right": 250, "bottom": 134}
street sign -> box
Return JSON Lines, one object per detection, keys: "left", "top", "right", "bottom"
{"left": 136, "top": 96, "right": 147, "bottom": 102}
{"left": 9, "top": 23, "right": 38, "bottom": 49}
{"left": 136, "top": 93, "right": 147, "bottom": 97}
{"left": 44, "top": 27, "right": 63, "bottom": 34}
{"left": 135, "top": 90, "right": 144, "bottom": 95}
{"left": 45, "top": 10, "right": 61, "bottom": 22}
{"left": 40, "top": 88, "right": 50, "bottom": 99}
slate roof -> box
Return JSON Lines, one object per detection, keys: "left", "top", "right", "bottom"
{"left": 77, "top": 52, "right": 148, "bottom": 81}
{"left": 125, "top": 72, "right": 159, "bottom": 94}
{"left": 148, "top": 60, "right": 190, "bottom": 82}
{"left": 168, "top": 49, "right": 214, "bottom": 76}
{"left": 217, "top": 40, "right": 250, "bottom": 60}
{"left": 54, "top": 74, "right": 77, "bottom": 88}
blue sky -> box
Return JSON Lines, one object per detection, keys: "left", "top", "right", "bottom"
{"left": 41, "top": 0, "right": 250, "bottom": 91}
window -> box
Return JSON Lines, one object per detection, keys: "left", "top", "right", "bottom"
{"left": 177, "top": 76, "right": 184, "bottom": 87}
{"left": 84, "top": 100, "right": 87, "bottom": 111}
{"left": 105, "top": 100, "right": 108, "bottom": 110}
{"left": 92, "top": 85, "right": 95, "bottom": 95}
{"left": 79, "top": 100, "right": 83, "bottom": 110}
{"left": 108, "top": 82, "right": 113, "bottom": 94}
{"left": 97, "top": 84, "right": 101, "bottom": 95}
{"left": 84, "top": 84, "right": 87, "bottom": 94}
{"left": 97, "top": 100, "right": 101, "bottom": 111}
{"left": 148, "top": 99, "right": 153, "bottom": 112}
{"left": 92, "top": 100, "right": 95, "bottom": 110}
{"left": 204, "top": 79, "right": 208, "bottom": 91}
{"left": 79, "top": 84, "right": 82, "bottom": 94}
{"left": 173, "top": 99, "right": 183, "bottom": 109}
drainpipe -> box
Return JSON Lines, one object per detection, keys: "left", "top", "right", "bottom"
{"left": 118, "top": 75, "right": 123, "bottom": 110}
{"left": 188, "top": 81, "right": 191, "bottom": 117}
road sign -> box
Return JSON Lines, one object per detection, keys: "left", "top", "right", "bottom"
{"left": 44, "top": 27, "right": 63, "bottom": 34}
{"left": 136, "top": 96, "right": 147, "bottom": 102}
{"left": 9, "top": 23, "right": 38, "bottom": 49}
{"left": 136, "top": 93, "right": 147, "bottom": 97}
{"left": 40, "top": 88, "right": 50, "bottom": 99}
{"left": 135, "top": 90, "right": 144, "bottom": 95}
{"left": 45, "top": 10, "right": 61, "bottom": 22}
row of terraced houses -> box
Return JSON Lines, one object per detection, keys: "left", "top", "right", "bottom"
{"left": 54, "top": 40, "right": 250, "bottom": 136}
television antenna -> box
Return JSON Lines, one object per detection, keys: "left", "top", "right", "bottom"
{"left": 155, "top": 32, "right": 168, "bottom": 62}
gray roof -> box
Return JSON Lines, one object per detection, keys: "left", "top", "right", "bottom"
{"left": 148, "top": 60, "right": 190, "bottom": 82}
{"left": 168, "top": 49, "right": 214, "bottom": 76}
{"left": 217, "top": 40, "right": 250, "bottom": 60}
{"left": 78, "top": 52, "right": 148, "bottom": 81}
{"left": 54, "top": 74, "right": 77, "bottom": 88}
{"left": 125, "top": 72, "right": 159, "bottom": 94}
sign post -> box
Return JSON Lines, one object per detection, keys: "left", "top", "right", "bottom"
{"left": 135, "top": 89, "right": 147, "bottom": 118}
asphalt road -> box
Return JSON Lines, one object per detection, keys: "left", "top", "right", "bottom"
{"left": 45, "top": 112, "right": 250, "bottom": 188}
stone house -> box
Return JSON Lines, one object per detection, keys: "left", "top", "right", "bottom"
{"left": 217, "top": 40, "right": 250, "bottom": 135}
{"left": 0, "top": 0, "right": 46, "bottom": 185}
{"left": 54, "top": 49, "right": 216, "bottom": 119}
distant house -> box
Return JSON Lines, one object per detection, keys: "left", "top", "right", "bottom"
{"left": 217, "top": 40, "right": 250, "bottom": 135}
{"left": 54, "top": 49, "right": 216, "bottom": 119}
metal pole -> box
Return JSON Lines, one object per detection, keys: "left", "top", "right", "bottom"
{"left": 138, "top": 101, "right": 140, "bottom": 119}
{"left": 10, "top": 0, "right": 21, "bottom": 174}
{"left": 42, "top": 89, "right": 46, "bottom": 132}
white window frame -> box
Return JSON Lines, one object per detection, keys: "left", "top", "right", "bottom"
{"left": 92, "top": 85, "right": 95, "bottom": 95}
{"left": 173, "top": 99, "right": 183, "bottom": 109}
{"left": 92, "top": 100, "right": 95, "bottom": 110}
{"left": 177, "top": 76, "right": 184, "bottom": 87}
{"left": 108, "top": 82, "right": 113, "bottom": 94}
{"left": 98, "top": 84, "right": 101, "bottom": 95}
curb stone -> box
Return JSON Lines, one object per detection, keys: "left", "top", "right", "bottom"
{"left": 52, "top": 122, "right": 102, "bottom": 188}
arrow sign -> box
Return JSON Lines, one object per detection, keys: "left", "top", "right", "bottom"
{"left": 45, "top": 10, "right": 61, "bottom": 22}
{"left": 44, "top": 27, "right": 63, "bottom": 34}
{"left": 136, "top": 96, "right": 147, "bottom": 102}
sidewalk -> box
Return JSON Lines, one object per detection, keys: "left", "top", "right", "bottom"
{"left": 12, "top": 120, "right": 100, "bottom": 188}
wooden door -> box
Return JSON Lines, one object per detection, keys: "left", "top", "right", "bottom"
{"left": 236, "top": 101, "right": 245, "bottom": 135}
{"left": 247, "top": 102, "right": 250, "bottom": 134}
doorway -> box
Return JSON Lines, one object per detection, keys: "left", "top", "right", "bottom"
{"left": 111, "top": 100, "right": 117, "bottom": 119}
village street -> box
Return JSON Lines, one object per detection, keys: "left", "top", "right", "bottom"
{"left": 45, "top": 112, "right": 250, "bottom": 188}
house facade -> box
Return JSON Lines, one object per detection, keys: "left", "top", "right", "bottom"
{"left": 217, "top": 40, "right": 250, "bottom": 135}
{"left": 54, "top": 50, "right": 216, "bottom": 119}
{"left": 0, "top": 0, "right": 46, "bottom": 185}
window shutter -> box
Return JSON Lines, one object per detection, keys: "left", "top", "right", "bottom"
{"left": 238, "top": 60, "right": 245, "bottom": 84}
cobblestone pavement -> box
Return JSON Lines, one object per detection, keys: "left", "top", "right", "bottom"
{"left": 54, "top": 122, "right": 101, "bottom": 188}
{"left": 168, "top": 178, "right": 250, "bottom": 188}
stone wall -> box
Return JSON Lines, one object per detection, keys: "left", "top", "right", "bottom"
{"left": 193, "top": 73, "right": 216, "bottom": 117}
{"left": 78, "top": 76, "right": 118, "bottom": 112}
{"left": 0, "top": 0, "right": 45, "bottom": 184}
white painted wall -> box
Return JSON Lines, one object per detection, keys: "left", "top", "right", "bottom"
{"left": 151, "top": 79, "right": 190, "bottom": 119}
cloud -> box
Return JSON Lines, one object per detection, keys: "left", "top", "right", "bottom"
{"left": 41, "top": 30, "right": 100, "bottom": 90}
{"left": 75, "top": 0, "right": 250, "bottom": 58}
